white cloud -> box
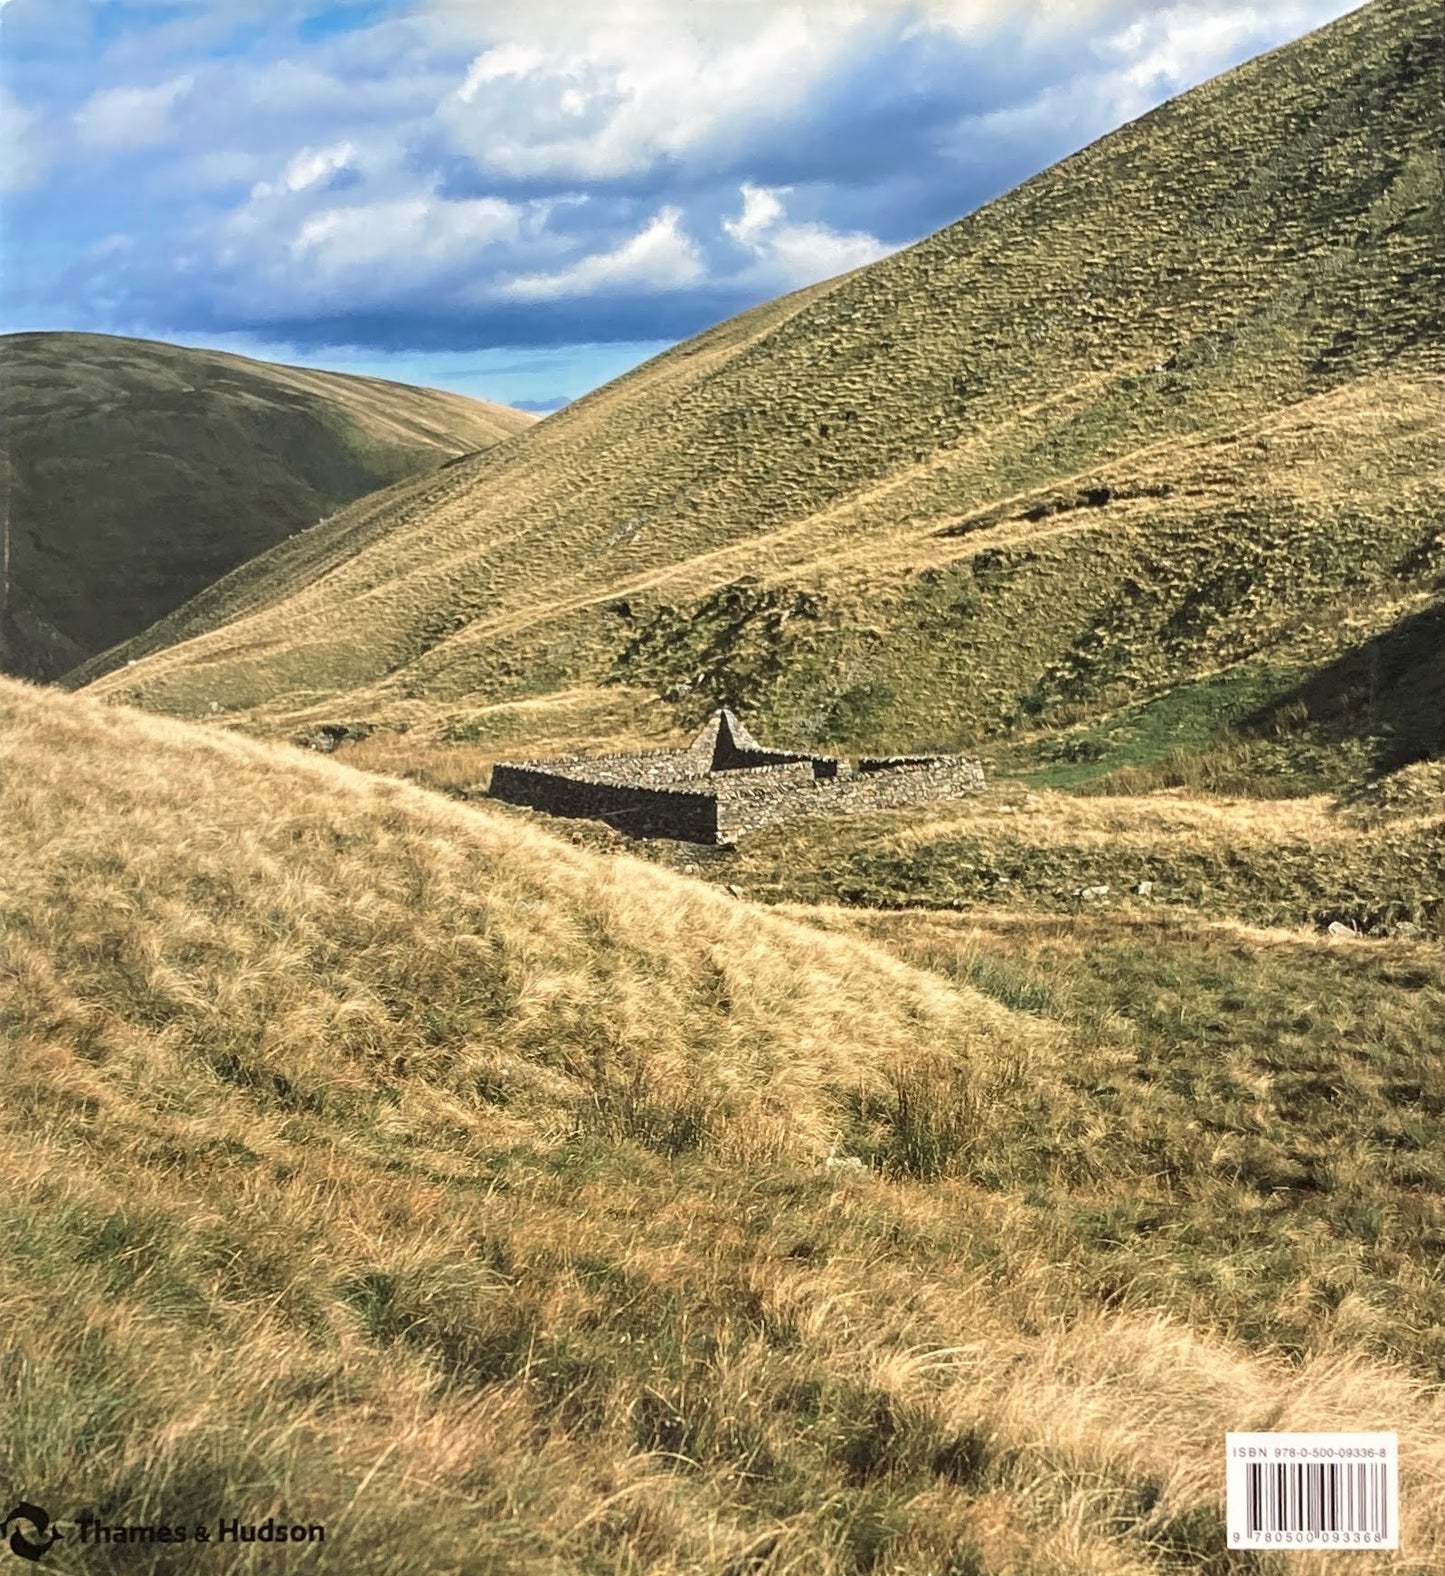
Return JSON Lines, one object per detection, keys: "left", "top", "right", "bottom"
{"left": 250, "top": 141, "right": 358, "bottom": 200}
{"left": 0, "top": 87, "right": 47, "bottom": 194}
{"left": 15, "top": 0, "right": 1364, "bottom": 349}
{"left": 754, "top": 219, "right": 891, "bottom": 283}
{"left": 724, "top": 181, "right": 890, "bottom": 287}
{"left": 1095, "top": 6, "right": 1268, "bottom": 114}
{"left": 74, "top": 73, "right": 194, "bottom": 153}
{"left": 499, "top": 206, "right": 704, "bottom": 299}
{"left": 281, "top": 141, "right": 358, "bottom": 194}
{"left": 456, "top": 43, "right": 549, "bottom": 101}
{"left": 200, "top": 182, "right": 526, "bottom": 321}
{"left": 438, "top": 4, "right": 874, "bottom": 180}
{"left": 723, "top": 183, "right": 788, "bottom": 248}
{"left": 288, "top": 194, "right": 520, "bottom": 275}
{"left": 1091, "top": 3, "right": 1352, "bottom": 121}
{"left": 912, "top": 0, "right": 1136, "bottom": 40}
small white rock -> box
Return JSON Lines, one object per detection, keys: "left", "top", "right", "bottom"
{"left": 1327, "top": 920, "right": 1354, "bottom": 937}
{"left": 1136, "top": 881, "right": 1154, "bottom": 897}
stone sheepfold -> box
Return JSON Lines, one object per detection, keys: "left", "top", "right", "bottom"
{"left": 488, "top": 709, "right": 985, "bottom": 843}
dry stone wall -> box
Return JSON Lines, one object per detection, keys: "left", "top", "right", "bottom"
{"left": 487, "top": 711, "right": 984, "bottom": 844}
{"left": 714, "top": 756, "right": 986, "bottom": 841}
{"left": 488, "top": 763, "right": 719, "bottom": 842}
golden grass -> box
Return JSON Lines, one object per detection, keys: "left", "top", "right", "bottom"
{"left": 2, "top": 680, "right": 1045, "bottom": 1171}
{"left": 4, "top": 679, "right": 1444, "bottom": 1573}
{"left": 328, "top": 684, "right": 689, "bottom": 785}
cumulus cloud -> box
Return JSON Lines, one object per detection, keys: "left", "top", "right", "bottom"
{"left": 456, "top": 42, "right": 550, "bottom": 100}
{"left": 723, "top": 182, "right": 889, "bottom": 288}
{"left": 913, "top": 0, "right": 1137, "bottom": 41}
{"left": 205, "top": 186, "right": 526, "bottom": 321}
{"left": 722, "top": 183, "right": 787, "bottom": 249}
{"left": 937, "top": 1, "right": 1353, "bottom": 180}
{"left": 499, "top": 205, "right": 704, "bottom": 300}
{"left": 291, "top": 193, "right": 518, "bottom": 273}
{"left": 1089, "top": 3, "right": 1351, "bottom": 116}
{"left": 437, "top": 3, "right": 874, "bottom": 181}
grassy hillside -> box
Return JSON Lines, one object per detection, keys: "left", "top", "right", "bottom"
{"left": 665, "top": 780, "right": 1444, "bottom": 935}
{"left": 3, "top": 677, "right": 1443, "bottom": 1574}
{"left": 82, "top": 0, "right": 1443, "bottom": 792}
{"left": 0, "top": 332, "right": 535, "bottom": 681}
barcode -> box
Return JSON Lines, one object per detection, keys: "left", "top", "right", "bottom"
{"left": 1226, "top": 1432, "right": 1399, "bottom": 1550}
{"left": 1245, "top": 1461, "right": 1388, "bottom": 1537}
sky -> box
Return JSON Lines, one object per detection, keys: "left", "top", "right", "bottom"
{"left": 0, "top": 0, "right": 1364, "bottom": 411}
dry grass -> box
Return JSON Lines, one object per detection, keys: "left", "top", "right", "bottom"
{"left": 329, "top": 683, "right": 689, "bottom": 793}
{"left": 695, "top": 779, "right": 1443, "bottom": 937}
{"left": 2, "top": 681, "right": 1033, "bottom": 1170}
{"left": 8, "top": 9, "right": 1442, "bottom": 1570}
{"left": 4, "top": 678, "right": 1444, "bottom": 1574}
{"left": 789, "top": 902, "right": 1445, "bottom": 1357}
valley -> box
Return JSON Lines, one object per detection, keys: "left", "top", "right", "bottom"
{"left": 2, "top": 2, "right": 1441, "bottom": 1571}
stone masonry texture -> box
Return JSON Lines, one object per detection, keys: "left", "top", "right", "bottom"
{"left": 487, "top": 709, "right": 985, "bottom": 844}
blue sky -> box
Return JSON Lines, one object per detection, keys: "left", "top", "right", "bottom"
{"left": 0, "top": 0, "right": 1362, "bottom": 410}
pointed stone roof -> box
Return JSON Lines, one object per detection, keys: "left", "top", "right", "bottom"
{"left": 687, "top": 708, "right": 766, "bottom": 771}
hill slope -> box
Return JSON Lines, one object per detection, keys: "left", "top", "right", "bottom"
{"left": 0, "top": 331, "right": 535, "bottom": 680}
{"left": 4, "top": 676, "right": 1443, "bottom": 1573}
{"left": 81, "top": 0, "right": 1443, "bottom": 782}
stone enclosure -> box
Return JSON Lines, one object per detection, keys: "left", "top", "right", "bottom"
{"left": 488, "top": 710, "right": 985, "bottom": 843}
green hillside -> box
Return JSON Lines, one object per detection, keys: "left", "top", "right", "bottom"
{"left": 0, "top": 332, "right": 535, "bottom": 680}
{"left": 7, "top": 5, "right": 1445, "bottom": 1561}
{"left": 82, "top": 1, "right": 1442, "bottom": 795}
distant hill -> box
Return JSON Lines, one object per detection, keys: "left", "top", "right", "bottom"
{"left": 0, "top": 332, "right": 535, "bottom": 680}
{"left": 81, "top": 0, "right": 1442, "bottom": 789}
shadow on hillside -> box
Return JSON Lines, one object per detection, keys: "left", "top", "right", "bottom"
{"left": 0, "top": 590, "right": 85, "bottom": 683}
{"left": 1249, "top": 599, "right": 1444, "bottom": 774}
